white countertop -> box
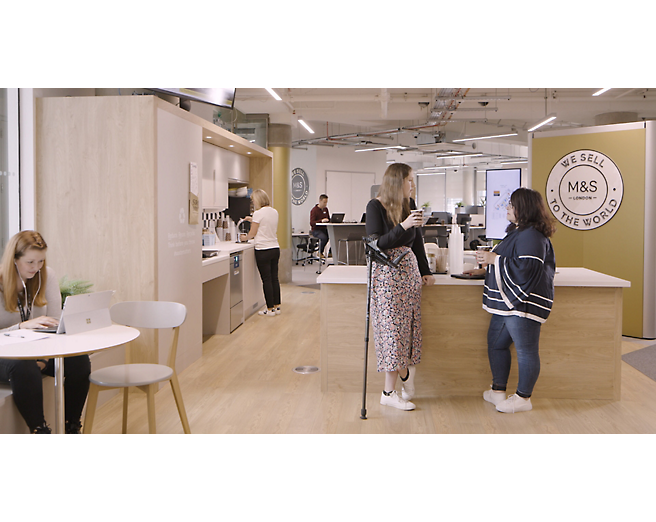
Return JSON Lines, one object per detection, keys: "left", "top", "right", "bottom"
{"left": 202, "top": 241, "right": 254, "bottom": 266}
{"left": 317, "top": 266, "right": 631, "bottom": 288}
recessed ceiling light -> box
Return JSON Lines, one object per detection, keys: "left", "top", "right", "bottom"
{"left": 229, "top": 145, "right": 234, "bottom": 147}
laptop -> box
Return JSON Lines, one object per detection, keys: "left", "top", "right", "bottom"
{"left": 35, "top": 290, "right": 114, "bottom": 335}
{"left": 330, "top": 213, "right": 345, "bottom": 223}
{"left": 360, "top": 213, "right": 366, "bottom": 223}
{"left": 425, "top": 216, "right": 439, "bottom": 224}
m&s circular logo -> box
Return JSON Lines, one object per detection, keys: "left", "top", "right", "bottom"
{"left": 291, "top": 167, "right": 309, "bottom": 206}
{"left": 546, "top": 149, "right": 623, "bottom": 230}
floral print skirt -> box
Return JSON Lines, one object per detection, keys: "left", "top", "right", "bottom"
{"left": 371, "top": 246, "right": 422, "bottom": 372}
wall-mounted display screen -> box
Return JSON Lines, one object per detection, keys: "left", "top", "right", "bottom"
{"left": 485, "top": 168, "right": 521, "bottom": 240}
{"left": 153, "top": 88, "right": 236, "bottom": 109}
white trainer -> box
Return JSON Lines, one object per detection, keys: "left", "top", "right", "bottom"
{"left": 401, "top": 365, "right": 416, "bottom": 400}
{"left": 380, "top": 390, "right": 415, "bottom": 411}
{"left": 496, "top": 393, "right": 532, "bottom": 413}
{"left": 483, "top": 387, "right": 507, "bottom": 406}
{"left": 258, "top": 309, "right": 276, "bottom": 317}
{"left": 275, "top": 307, "right": 281, "bottom": 315}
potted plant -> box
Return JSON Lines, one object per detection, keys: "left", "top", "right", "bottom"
{"left": 455, "top": 201, "right": 466, "bottom": 214}
{"left": 59, "top": 276, "right": 93, "bottom": 307}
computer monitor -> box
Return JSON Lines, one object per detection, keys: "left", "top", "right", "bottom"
{"left": 432, "top": 211, "right": 452, "bottom": 224}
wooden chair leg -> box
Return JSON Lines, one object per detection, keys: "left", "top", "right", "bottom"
{"left": 169, "top": 373, "right": 191, "bottom": 434}
{"left": 122, "top": 388, "right": 130, "bottom": 434}
{"left": 83, "top": 383, "right": 100, "bottom": 434}
{"left": 145, "top": 384, "right": 157, "bottom": 434}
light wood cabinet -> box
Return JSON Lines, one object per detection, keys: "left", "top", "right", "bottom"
{"left": 36, "top": 95, "right": 273, "bottom": 371}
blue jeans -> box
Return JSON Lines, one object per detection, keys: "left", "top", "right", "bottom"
{"left": 487, "top": 314, "right": 541, "bottom": 398}
{"left": 312, "top": 229, "right": 328, "bottom": 256}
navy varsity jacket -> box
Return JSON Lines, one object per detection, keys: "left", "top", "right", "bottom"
{"left": 482, "top": 226, "right": 556, "bottom": 323}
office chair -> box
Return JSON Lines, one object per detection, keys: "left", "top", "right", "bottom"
{"left": 83, "top": 301, "right": 191, "bottom": 434}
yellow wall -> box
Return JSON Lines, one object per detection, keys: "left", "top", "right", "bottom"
{"left": 531, "top": 127, "right": 645, "bottom": 337}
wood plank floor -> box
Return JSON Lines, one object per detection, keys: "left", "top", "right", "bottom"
{"left": 87, "top": 270, "right": 656, "bottom": 435}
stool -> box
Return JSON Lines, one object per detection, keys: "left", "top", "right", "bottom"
{"left": 337, "top": 237, "right": 364, "bottom": 265}
{"left": 337, "top": 238, "right": 350, "bottom": 265}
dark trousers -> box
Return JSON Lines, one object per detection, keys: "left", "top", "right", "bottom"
{"left": 254, "top": 247, "right": 281, "bottom": 310}
{"left": 312, "top": 229, "right": 329, "bottom": 256}
{"left": 0, "top": 355, "right": 91, "bottom": 431}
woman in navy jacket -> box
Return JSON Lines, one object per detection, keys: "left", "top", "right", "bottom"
{"left": 467, "top": 188, "right": 556, "bottom": 413}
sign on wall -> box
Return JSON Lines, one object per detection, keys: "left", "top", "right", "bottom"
{"left": 485, "top": 168, "right": 521, "bottom": 240}
{"left": 291, "top": 167, "right": 309, "bottom": 205}
{"left": 546, "top": 149, "right": 624, "bottom": 230}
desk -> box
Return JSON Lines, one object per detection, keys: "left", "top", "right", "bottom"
{"left": 324, "top": 223, "right": 366, "bottom": 265}
{"left": 317, "top": 266, "right": 630, "bottom": 400}
{"left": 0, "top": 325, "right": 139, "bottom": 433}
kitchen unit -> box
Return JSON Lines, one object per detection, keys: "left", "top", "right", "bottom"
{"left": 36, "top": 94, "right": 273, "bottom": 372}
{"left": 202, "top": 241, "right": 265, "bottom": 336}
{"left": 318, "top": 266, "right": 630, "bottom": 400}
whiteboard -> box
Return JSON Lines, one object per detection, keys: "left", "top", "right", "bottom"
{"left": 326, "top": 171, "right": 376, "bottom": 222}
{"left": 485, "top": 169, "right": 521, "bottom": 240}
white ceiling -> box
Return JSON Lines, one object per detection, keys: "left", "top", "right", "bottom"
{"left": 233, "top": 88, "right": 656, "bottom": 171}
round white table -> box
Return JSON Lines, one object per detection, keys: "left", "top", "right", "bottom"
{"left": 0, "top": 325, "right": 139, "bottom": 434}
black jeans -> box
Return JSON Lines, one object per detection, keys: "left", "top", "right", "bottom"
{"left": 254, "top": 247, "right": 281, "bottom": 310}
{"left": 0, "top": 355, "right": 91, "bottom": 431}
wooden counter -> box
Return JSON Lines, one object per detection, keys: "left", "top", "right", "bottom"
{"left": 318, "top": 266, "right": 630, "bottom": 400}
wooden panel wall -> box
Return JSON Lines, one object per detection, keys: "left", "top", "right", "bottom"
{"left": 36, "top": 96, "right": 158, "bottom": 361}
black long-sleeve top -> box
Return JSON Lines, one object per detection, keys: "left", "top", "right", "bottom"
{"left": 365, "top": 198, "right": 431, "bottom": 277}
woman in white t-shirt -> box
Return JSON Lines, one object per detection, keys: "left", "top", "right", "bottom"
{"left": 240, "top": 189, "right": 281, "bottom": 317}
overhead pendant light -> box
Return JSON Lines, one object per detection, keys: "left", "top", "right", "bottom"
{"left": 592, "top": 88, "right": 611, "bottom": 96}
{"left": 298, "top": 119, "right": 314, "bottom": 134}
{"left": 265, "top": 88, "right": 282, "bottom": 101}
{"left": 355, "top": 145, "right": 405, "bottom": 152}
{"left": 527, "top": 114, "right": 557, "bottom": 132}
{"left": 452, "top": 132, "right": 518, "bottom": 142}
{"left": 500, "top": 160, "right": 528, "bottom": 165}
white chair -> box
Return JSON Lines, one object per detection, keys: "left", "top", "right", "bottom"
{"left": 83, "top": 301, "right": 191, "bottom": 434}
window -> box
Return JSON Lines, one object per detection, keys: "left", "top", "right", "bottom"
{"left": 0, "top": 88, "right": 20, "bottom": 251}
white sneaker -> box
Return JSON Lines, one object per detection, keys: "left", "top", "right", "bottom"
{"left": 275, "top": 307, "right": 281, "bottom": 315}
{"left": 496, "top": 393, "right": 532, "bottom": 413}
{"left": 258, "top": 309, "right": 276, "bottom": 317}
{"left": 401, "top": 365, "right": 416, "bottom": 400}
{"left": 380, "top": 390, "right": 415, "bottom": 411}
{"left": 483, "top": 387, "right": 507, "bottom": 406}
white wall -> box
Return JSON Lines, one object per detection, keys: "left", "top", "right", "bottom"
{"left": 289, "top": 146, "right": 387, "bottom": 233}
